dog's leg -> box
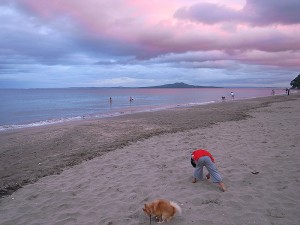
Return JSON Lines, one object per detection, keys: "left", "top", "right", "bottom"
{"left": 160, "top": 214, "right": 170, "bottom": 223}
{"left": 156, "top": 215, "right": 163, "bottom": 223}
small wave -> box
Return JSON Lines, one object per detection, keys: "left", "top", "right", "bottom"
{"left": 0, "top": 116, "right": 82, "bottom": 132}
{"left": 188, "top": 101, "right": 216, "bottom": 106}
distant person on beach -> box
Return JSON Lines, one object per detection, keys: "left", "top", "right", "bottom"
{"left": 230, "top": 92, "right": 235, "bottom": 100}
{"left": 129, "top": 96, "right": 133, "bottom": 102}
{"left": 287, "top": 88, "right": 290, "bottom": 95}
{"left": 109, "top": 97, "right": 112, "bottom": 104}
{"left": 191, "top": 149, "right": 226, "bottom": 192}
{"left": 271, "top": 89, "right": 275, "bottom": 96}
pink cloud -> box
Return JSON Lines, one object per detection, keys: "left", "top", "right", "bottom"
{"left": 9, "top": 0, "right": 300, "bottom": 68}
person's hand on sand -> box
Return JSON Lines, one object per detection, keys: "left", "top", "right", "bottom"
{"left": 192, "top": 173, "right": 210, "bottom": 183}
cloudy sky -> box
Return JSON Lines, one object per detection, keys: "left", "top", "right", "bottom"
{"left": 0, "top": 0, "right": 299, "bottom": 88}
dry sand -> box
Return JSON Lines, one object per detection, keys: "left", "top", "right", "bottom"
{"left": 0, "top": 93, "right": 299, "bottom": 225}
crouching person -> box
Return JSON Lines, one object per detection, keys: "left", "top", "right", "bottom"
{"left": 191, "top": 149, "right": 226, "bottom": 192}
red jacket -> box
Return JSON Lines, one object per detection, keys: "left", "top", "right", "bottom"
{"left": 192, "top": 149, "right": 215, "bottom": 163}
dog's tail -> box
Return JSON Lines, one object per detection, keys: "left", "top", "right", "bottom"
{"left": 170, "top": 201, "right": 182, "bottom": 216}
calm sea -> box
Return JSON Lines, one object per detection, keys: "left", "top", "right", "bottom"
{"left": 0, "top": 87, "right": 284, "bottom": 131}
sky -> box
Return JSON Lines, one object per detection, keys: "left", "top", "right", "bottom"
{"left": 0, "top": 0, "right": 299, "bottom": 88}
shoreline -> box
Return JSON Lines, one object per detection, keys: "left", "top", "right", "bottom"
{"left": 0, "top": 93, "right": 299, "bottom": 198}
{"left": 0, "top": 88, "right": 292, "bottom": 132}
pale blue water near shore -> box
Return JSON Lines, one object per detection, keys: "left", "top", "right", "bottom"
{"left": 0, "top": 87, "right": 285, "bottom": 131}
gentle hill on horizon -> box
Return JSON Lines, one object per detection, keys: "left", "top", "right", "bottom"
{"left": 141, "top": 82, "right": 221, "bottom": 88}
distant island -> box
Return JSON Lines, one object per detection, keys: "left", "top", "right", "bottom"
{"left": 141, "top": 82, "right": 221, "bottom": 88}
{"left": 69, "top": 82, "right": 222, "bottom": 89}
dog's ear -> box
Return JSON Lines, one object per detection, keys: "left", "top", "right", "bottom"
{"left": 143, "top": 204, "right": 150, "bottom": 215}
{"left": 143, "top": 204, "right": 147, "bottom": 211}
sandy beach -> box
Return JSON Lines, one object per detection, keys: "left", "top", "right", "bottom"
{"left": 0, "top": 93, "right": 299, "bottom": 225}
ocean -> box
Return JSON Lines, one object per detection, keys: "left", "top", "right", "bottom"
{"left": 0, "top": 87, "right": 284, "bottom": 131}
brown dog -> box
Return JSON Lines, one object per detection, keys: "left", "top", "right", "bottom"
{"left": 143, "top": 199, "right": 182, "bottom": 223}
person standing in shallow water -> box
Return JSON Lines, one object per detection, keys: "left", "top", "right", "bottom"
{"left": 230, "top": 92, "right": 235, "bottom": 100}
{"left": 191, "top": 149, "right": 226, "bottom": 192}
